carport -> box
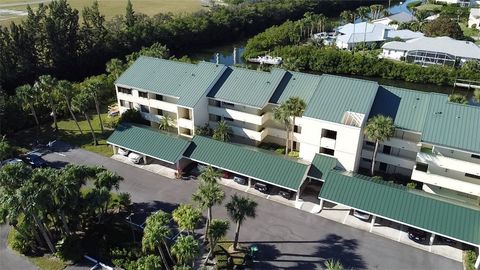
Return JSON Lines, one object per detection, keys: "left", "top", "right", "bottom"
{"left": 107, "top": 123, "right": 191, "bottom": 173}
{"left": 319, "top": 170, "right": 480, "bottom": 267}
{"left": 183, "top": 135, "right": 309, "bottom": 196}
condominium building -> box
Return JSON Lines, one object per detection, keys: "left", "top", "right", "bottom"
{"left": 114, "top": 56, "right": 480, "bottom": 206}
{"left": 109, "top": 57, "right": 480, "bottom": 255}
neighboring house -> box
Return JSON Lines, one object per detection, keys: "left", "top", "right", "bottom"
{"left": 435, "top": 0, "right": 472, "bottom": 7}
{"left": 381, "top": 36, "right": 480, "bottom": 66}
{"left": 468, "top": 8, "right": 480, "bottom": 29}
{"left": 371, "top": 12, "right": 416, "bottom": 29}
{"left": 334, "top": 22, "right": 424, "bottom": 50}
{"left": 111, "top": 57, "right": 480, "bottom": 255}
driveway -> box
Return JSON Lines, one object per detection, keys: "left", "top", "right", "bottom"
{"left": 41, "top": 147, "right": 462, "bottom": 270}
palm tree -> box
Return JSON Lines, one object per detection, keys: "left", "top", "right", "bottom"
{"left": 172, "top": 204, "right": 202, "bottom": 236}
{"left": 159, "top": 115, "right": 175, "bottom": 131}
{"left": 142, "top": 211, "right": 173, "bottom": 270}
{"left": 72, "top": 90, "right": 98, "bottom": 145}
{"left": 192, "top": 180, "right": 225, "bottom": 240}
{"left": 213, "top": 120, "right": 230, "bottom": 142}
{"left": 171, "top": 235, "right": 199, "bottom": 268}
{"left": 324, "top": 259, "right": 344, "bottom": 270}
{"left": 34, "top": 75, "right": 59, "bottom": 131}
{"left": 57, "top": 80, "right": 83, "bottom": 134}
{"left": 83, "top": 77, "right": 104, "bottom": 132}
{"left": 340, "top": 10, "right": 356, "bottom": 49}
{"left": 369, "top": 4, "right": 385, "bottom": 20}
{"left": 225, "top": 194, "right": 257, "bottom": 250}
{"left": 273, "top": 103, "right": 291, "bottom": 156}
{"left": 204, "top": 219, "right": 229, "bottom": 264}
{"left": 199, "top": 165, "right": 220, "bottom": 183}
{"left": 106, "top": 58, "right": 126, "bottom": 80}
{"left": 356, "top": 6, "right": 370, "bottom": 44}
{"left": 448, "top": 94, "right": 468, "bottom": 104}
{"left": 364, "top": 115, "right": 395, "bottom": 176}
{"left": 285, "top": 97, "right": 306, "bottom": 152}
{"left": 15, "top": 84, "right": 40, "bottom": 127}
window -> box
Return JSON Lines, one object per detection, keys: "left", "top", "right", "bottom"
{"left": 138, "top": 91, "right": 148, "bottom": 98}
{"left": 320, "top": 147, "right": 334, "bottom": 156}
{"left": 120, "top": 100, "right": 132, "bottom": 109}
{"left": 155, "top": 94, "right": 163, "bottom": 101}
{"left": 321, "top": 129, "right": 337, "bottom": 140}
{"left": 156, "top": 109, "right": 163, "bottom": 116}
{"left": 140, "top": 105, "right": 149, "bottom": 113}
{"left": 118, "top": 87, "right": 132, "bottom": 94}
{"left": 383, "top": 145, "right": 391, "bottom": 154}
{"left": 366, "top": 141, "right": 375, "bottom": 146}
{"left": 119, "top": 100, "right": 126, "bottom": 107}
{"left": 362, "top": 158, "right": 371, "bottom": 162}
{"left": 224, "top": 117, "right": 234, "bottom": 122}
{"left": 292, "top": 141, "right": 298, "bottom": 150}
{"left": 294, "top": 125, "right": 301, "bottom": 133}
{"left": 379, "top": 162, "right": 387, "bottom": 172}
{"left": 465, "top": 173, "right": 480, "bottom": 180}
{"left": 415, "top": 162, "right": 428, "bottom": 172}
{"left": 471, "top": 154, "right": 480, "bottom": 159}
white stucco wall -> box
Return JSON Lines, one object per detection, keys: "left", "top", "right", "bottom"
{"left": 381, "top": 49, "right": 406, "bottom": 60}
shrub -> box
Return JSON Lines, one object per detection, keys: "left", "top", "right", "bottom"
{"left": 288, "top": 151, "right": 299, "bottom": 158}
{"left": 406, "top": 182, "right": 417, "bottom": 190}
{"left": 10, "top": 229, "right": 35, "bottom": 254}
{"left": 104, "top": 116, "right": 120, "bottom": 129}
{"left": 55, "top": 234, "right": 83, "bottom": 262}
{"left": 111, "top": 246, "right": 142, "bottom": 270}
{"left": 464, "top": 250, "right": 477, "bottom": 270}
{"left": 448, "top": 94, "right": 468, "bottom": 104}
{"left": 275, "top": 148, "right": 285, "bottom": 155}
{"left": 119, "top": 109, "right": 148, "bottom": 125}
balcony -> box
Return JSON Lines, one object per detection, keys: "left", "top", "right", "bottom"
{"left": 265, "top": 127, "right": 301, "bottom": 142}
{"left": 365, "top": 137, "right": 420, "bottom": 152}
{"left": 362, "top": 149, "right": 416, "bottom": 169}
{"left": 140, "top": 112, "right": 162, "bottom": 123}
{"left": 417, "top": 152, "right": 480, "bottom": 176}
{"left": 208, "top": 106, "right": 268, "bottom": 126}
{"left": 320, "top": 137, "right": 336, "bottom": 149}
{"left": 177, "top": 118, "right": 194, "bottom": 130}
{"left": 210, "top": 121, "right": 266, "bottom": 142}
{"left": 149, "top": 99, "right": 178, "bottom": 113}
{"left": 411, "top": 169, "right": 480, "bottom": 197}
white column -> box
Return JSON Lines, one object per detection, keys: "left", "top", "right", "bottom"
{"left": 319, "top": 199, "right": 324, "bottom": 211}
{"left": 429, "top": 233, "right": 435, "bottom": 252}
{"left": 369, "top": 216, "right": 376, "bottom": 232}
{"left": 143, "top": 156, "right": 147, "bottom": 165}
{"left": 248, "top": 178, "right": 252, "bottom": 188}
{"left": 112, "top": 145, "right": 117, "bottom": 155}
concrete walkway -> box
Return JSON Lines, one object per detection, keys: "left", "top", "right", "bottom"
{"left": 0, "top": 225, "right": 37, "bottom": 270}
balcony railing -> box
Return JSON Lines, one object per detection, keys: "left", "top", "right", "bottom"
{"left": 208, "top": 106, "right": 268, "bottom": 126}
{"left": 416, "top": 152, "right": 480, "bottom": 176}
{"left": 361, "top": 149, "right": 416, "bottom": 169}
{"left": 411, "top": 169, "right": 480, "bottom": 197}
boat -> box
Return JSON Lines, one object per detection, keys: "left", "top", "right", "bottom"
{"left": 248, "top": 55, "right": 282, "bottom": 65}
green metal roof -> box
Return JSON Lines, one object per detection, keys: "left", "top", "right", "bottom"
{"left": 369, "top": 86, "right": 431, "bottom": 132}
{"left": 307, "top": 154, "right": 337, "bottom": 180}
{"left": 269, "top": 71, "right": 322, "bottom": 104}
{"left": 208, "top": 67, "right": 286, "bottom": 109}
{"left": 107, "top": 123, "right": 190, "bottom": 164}
{"left": 303, "top": 75, "right": 378, "bottom": 124}
{"left": 184, "top": 136, "right": 308, "bottom": 191}
{"left": 115, "top": 57, "right": 225, "bottom": 108}
{"left": 421, "top": 94, "right": 480, "bottom": 154}
{"left": 320, "top": 170, "right": 480, "bottom": 245}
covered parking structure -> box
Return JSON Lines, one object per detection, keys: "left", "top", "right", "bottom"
{"left": 319, "top": 170, "right": 480, "bottom": 267}
{"left": 107, "top": 123, "right": 191, "bottom": 171}
{"left": 307, "top": 153, "right": 337, "bottom": 181}
{"left": 183, "top": 135, "right": 310, "bottom": 195}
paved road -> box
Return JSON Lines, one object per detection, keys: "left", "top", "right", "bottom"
{"left": 41, "top": 148, "right": 461, "bottom": 270}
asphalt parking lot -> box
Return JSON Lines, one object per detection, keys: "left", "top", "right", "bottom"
{"left": 39, "top": 146, "right": 462, "bottom": 270}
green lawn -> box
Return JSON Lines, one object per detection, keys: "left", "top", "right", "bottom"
{"left": 0, "top": 0, "right": 204, "bottom": 26}
{"left": 13, "top": 112, "right": 116, "bottom": 157}
{"left": 414, "top": 3, "right": 442, "bottom": 11}
{"left": 460, "top": 22, "right": 480, "bottom": 44}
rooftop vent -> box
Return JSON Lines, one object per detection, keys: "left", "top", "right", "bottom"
{"left": 416, "top": 97, "right": 420, "bottom": 100}
{"left": 434, "top": 111, "right": 442, "bottom": 115}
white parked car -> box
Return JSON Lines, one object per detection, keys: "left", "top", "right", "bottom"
{"left": 128, "top": 152, "right": 142, "bottom": 164}
{"left": 118, "top": 148, "right": 129, "bottom": 156}
{"left": 353, "top": 210, "right": 371, "bottom": 221}
{"left": 1, "top": 158, "right": 24, "bottom": 166}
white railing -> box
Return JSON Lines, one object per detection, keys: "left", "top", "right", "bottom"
{"left": 208, "top": 106, "right": 267, "bottom": 126}
{"left": 177, "top": 117, "right": 194, "bottom": 129}
{"left": 411, "top": 169, "right": 480, "bottom": 197}
{"left": 320, "top": 137, "right": 336, "bottom": 149}
{"left": 362, "top": 149, "right": 416, "bottom": 169}
{"left": 417, "top": 152, "right": 480, "bottom": 176}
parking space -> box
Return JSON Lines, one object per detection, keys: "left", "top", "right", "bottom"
{"left": 111, "top": 154, "right": 177, "bottom": 178}
{"left": 318, "top": 203, "right": 464, "bottom": 262}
